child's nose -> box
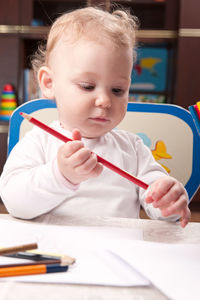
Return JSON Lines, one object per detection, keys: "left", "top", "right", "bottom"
{"left": 95, "top": 91, "right": 111, "bottom": 108}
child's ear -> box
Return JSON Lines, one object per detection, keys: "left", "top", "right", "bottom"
{"left": 38, "top": 66, "right": 55, "bottom": 99}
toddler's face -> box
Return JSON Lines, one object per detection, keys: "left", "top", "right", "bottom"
{"left": 49, "top": 37, "right": 133, "bottom": 138}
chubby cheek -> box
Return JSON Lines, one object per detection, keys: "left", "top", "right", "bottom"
{"left": 115, "top": 103, "right": 127, "bottom": 124}
{"left": 58, "top": 99, "right": 90, "bottom": 128}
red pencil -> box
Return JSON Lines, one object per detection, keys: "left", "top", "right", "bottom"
{"left": 20, "top": 112, "right": 148, "bottom": 190}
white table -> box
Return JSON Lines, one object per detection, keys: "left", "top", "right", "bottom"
{"left": 0, "top": 213, "right": 200, "bottom": 300}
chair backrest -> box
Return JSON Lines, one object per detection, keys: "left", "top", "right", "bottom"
{"left": 117, "top": 102, "right": 200, "bottom": 201}
{"left": 8, "top": 99, "right": 58, "bottom": 155}
{"left": 8, "top": 99, "right": 200, "bottom": 202}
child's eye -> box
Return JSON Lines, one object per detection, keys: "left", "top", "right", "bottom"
{"left": 79, "top": 83, "right": 95, "bottom": 91}
{"left": 112, "top": 88, "right": 125, "bottom": 96}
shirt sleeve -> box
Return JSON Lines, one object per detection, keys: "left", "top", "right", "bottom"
{"left": 0, "top": 127, "right": 79, "bottom": 219}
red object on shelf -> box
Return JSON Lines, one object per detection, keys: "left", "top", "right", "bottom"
{"left": 3, "top": 84, "right": 13, "bottom": 92}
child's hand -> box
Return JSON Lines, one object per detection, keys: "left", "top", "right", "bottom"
{"left": 145, "top": 176, "right": 191, "bottom": 228}
{"left": 57, "top": 129, "right": 103, "bottom": 184}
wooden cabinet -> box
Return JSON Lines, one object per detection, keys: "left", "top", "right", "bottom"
{"left": 175, "top": 0, "right": 200, "bottom": 108}
{"left": 2, "top": 0, "right": 197, "bottom": 106}
{"left": 0, "top": 0, "right": 199, "bottom": 203}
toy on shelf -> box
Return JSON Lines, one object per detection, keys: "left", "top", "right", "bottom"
{"left": 188, "top": 101, "right": 200, "bottom": 135}
{"left": 0, "top": 84, "right": 17, "bottom": 121}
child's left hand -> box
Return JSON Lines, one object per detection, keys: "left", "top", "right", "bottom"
{"left": 145, "top": 176, "right": 191, "bottom": 228}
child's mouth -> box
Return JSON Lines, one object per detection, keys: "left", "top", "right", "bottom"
{"left": 89, "top": 117, "right": 109, "bottom": 123}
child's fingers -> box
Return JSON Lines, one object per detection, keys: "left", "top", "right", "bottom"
{"left": 70, "top": 152, "right": 103, "bottom": 179}
{"left": 146, "top": 176, "right": 175, "bottom": 203}
{"left": 68, "top": 147, "right": 92, "bottom": 168}
{"left": 60, "top": 140, "right": 84, "bottom": 158}
{"left": 145, "top": 176, "right": 190, "bottom": 228}
{"left": 88, "top": 160, "right": 103, "bottom": 177}
{"left": 72, "top": 128, "right": 82, "bottom": 141}
{"left": 160, "top": 196, "right": 190, "bottom": 228}
{"left": 75, "top": 153, "right": 99, "bottom": 174}
{"left": 152, "top": 183, "right": 183, "bottom": 208}
{"left": 57, "top": 142, "right": 80, "bottom": 160}
{"left": 180, "top": 206, "right": 191, "bottom": 228}
{"left": 161, "top": 193, "right": 187, "bottom": 216}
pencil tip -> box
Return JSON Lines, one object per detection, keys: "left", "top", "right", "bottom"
{"left": 61, "top": 255, "right": 76, "bottom": 265}
{"left": 19, "top": 112, "right": 31, "bottom": 121}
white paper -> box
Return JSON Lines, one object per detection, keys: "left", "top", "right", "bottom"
{"left": 2, "top": 218, "right": 199, "bottom": 300}
{"left": 0, "top": 219, "right": 143, "bottom": 250}
{"left": 0, "top": 219, "right": 148, "bottom": 287}
{"left": 110, "top": 240, "right": 200, "bottom": 300}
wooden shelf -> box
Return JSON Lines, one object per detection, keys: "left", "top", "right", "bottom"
{"left": 0, "top": 25, "right": 48, "bottom": 34}
{"left": 0, "top": 124, "right": 9, "bottom": 133}
{"left": 0, "top": 25, "right": 177, "bottom": 40}
{"left": 179, "top": 28, "right": 200, "bottom": 38}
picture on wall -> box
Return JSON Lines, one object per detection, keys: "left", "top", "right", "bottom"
{"left": 131, "top": 46, "right": 168, "bottom": 92}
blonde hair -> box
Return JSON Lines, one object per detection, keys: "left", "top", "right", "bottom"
{"left": 32, "top": 6, "right": 138, "bottom": 76}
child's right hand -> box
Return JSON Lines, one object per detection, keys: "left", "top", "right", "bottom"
{"left": 57, "top": 129, "right": 103, "bottom": 184}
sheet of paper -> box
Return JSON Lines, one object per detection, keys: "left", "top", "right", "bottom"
{"left": 110, "top": 240, "right": 200, "bottom": 300}
{"left": 0, "top": 219, "right": 149, "bottom": 287}
{"left": 0, "top": 219, "right": 143, "bottom": 249}
{"left": 4, "top": 218, "right": 200, "bottom": 299}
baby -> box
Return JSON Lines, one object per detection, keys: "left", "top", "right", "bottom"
{"left": 0, "top": 7, "right": 190, "bottom": 226}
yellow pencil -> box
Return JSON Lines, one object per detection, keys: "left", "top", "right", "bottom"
{"left": 197, "top": 101, "right": 200, "bottom": 112}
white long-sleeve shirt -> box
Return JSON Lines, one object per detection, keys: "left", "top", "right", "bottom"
{"left": 0, "top": 121, "right": 170, "bottom": 220}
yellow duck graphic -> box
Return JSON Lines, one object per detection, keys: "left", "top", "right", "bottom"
{"left": 151, "top": 140, "right": 172, "bottom": 173}
{"left": 134, "top": 57, "right": 162, "bottom": 77}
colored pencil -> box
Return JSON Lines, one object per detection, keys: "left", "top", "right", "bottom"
{"left": 0, "top": 259, "right": 70, "bottom": 268}
{"left": 5, "top": 251, "right": 76, "bottom": 265}
{"left": 197, "top": 101, "right": 200, "bottom": 112}
{"left": 0, "top": 243, "right": 38, "bottom": 255}
{"left": 27, "top": 249, "right": 76, "bottom": 263}
{"left": 0, "top": 263, "right": 68, "bottom": 277}
{"left": 194, "top": 104, "right": 200, "bottom": 119}
{"left": 189, "top": 105, "right": 200, "bottom": 135}
{"left": 20, "top": 112, "right": 149, "bottom": 190}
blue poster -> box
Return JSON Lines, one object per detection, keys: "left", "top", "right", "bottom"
{"left": 131, "top": 47, "right": 168, "bottom": 92}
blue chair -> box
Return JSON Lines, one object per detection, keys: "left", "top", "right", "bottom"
{"left": 8, "top": 99, "right": 58, "bottom": 155}
{"left": 8, "top": 99, "right": 200, "bottom": 202}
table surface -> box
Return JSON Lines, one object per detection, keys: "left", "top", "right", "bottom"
{"left": 0, "top": 213, "right": 200, "bottom": 300}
